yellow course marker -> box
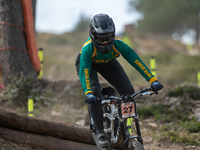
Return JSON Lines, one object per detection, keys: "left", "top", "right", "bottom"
{"left": 28, "top": 96, "right": 34, "bottom": 116}
{"left": 150, "top": 56, "right": 156, "bottom": 77}
{"left": 198, "top": 71, "right": 200, "bottom": 87}
{"left": 38, "top": 48, "right": 43, "bottom": 79}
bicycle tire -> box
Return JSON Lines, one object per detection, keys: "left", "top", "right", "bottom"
{"left": 128, "top": 140, "right": 145, "bottom": 150}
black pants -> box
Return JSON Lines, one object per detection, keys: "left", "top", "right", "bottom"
{"left": 75, "top": 54, "right": 134, "bottom": 132}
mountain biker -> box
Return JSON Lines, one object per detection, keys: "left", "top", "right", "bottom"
{"left": 75, "top": 13, "right": 163, "bottom": 149}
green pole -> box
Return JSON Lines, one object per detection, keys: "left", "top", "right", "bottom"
{"left": 150, "top": 56, "right": 156, "bottom": 77}
{"left": 38, "top": 48, "right": 43, "bottom": 79}
{"left": 28, "top": 96, "right": 34, "bottom": 116}
{"left": 198, "top": 71, "right": 200, "bottom": 87}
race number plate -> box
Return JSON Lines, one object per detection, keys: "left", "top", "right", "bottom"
{"left": 120, "top": 102, "right": 136, "bottom": 119}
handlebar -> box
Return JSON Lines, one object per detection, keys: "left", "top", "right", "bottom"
{"left": 97, "top": 87, "right": 155, "bottom": 104}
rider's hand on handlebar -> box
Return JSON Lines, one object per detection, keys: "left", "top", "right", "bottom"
{"left": 151, "top": 81, "right": 163, "bottom": 94}
{"left": 86, "top": 93, "right": 97, "bottom": 104}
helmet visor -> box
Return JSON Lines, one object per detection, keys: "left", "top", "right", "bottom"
{"left": 94, "top": 33, "right": 115, "bottom": 44}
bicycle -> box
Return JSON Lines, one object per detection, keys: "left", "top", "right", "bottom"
{"left": 89, "top": 87, "right": 156, "bottom": 150}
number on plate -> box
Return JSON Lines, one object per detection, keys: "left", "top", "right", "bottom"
{"left": 120, "top": 102, "right": 135, "bottom": 118}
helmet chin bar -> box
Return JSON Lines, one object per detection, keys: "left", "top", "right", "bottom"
{"left": 92, "top": 39, "right": 114, "bottom": 54}
{"left": 97, "top": 44, "right": 113, "bottom": 54}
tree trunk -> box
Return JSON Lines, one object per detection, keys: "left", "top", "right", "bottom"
{"left": 0, "top": 127, "right": 100, "bottom": 150}
{"left": 0, "top": 0, "right": 37, "bottom": 86}
{"left": 0, "top": 109, "right": 123, "bottom": 149}
{"left": 0, "top": 109, "right": 94, "bottom": 143}
{"left": 31, "top": 0, "right": 36, "bottom": 25}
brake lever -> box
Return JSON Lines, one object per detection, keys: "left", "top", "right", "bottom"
{"left": 140, "top": 90, "right": 156, "bottom": 96}
{"left": 140, "top": 91, "right": 151, "bottom": 96}
{"left": 150, "top": 92, "right": 156, "bottom": 96}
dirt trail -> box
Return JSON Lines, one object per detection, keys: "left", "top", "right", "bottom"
{"left": 0, "top": 80, "right": 200, "bottom": 150}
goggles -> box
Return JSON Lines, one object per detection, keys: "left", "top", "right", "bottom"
{"left": 94, "top": 33, "right": 115, "bottom": 44}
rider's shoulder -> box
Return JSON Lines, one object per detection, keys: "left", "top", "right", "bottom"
{"left": 83, "top": 37, "right": 93, "bottom": 48}
{"left": 114, "top": 37, "right": 123, "bottom": 42}
{"left": 81, "top": 37, "right": 94, "bottom": 55}
{"left": 114, "top": 37, "right": 128, "bottom": 48}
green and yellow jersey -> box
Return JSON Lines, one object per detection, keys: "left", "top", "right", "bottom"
{"left": 79, "top": 37, "right": 157, "bottom": 95}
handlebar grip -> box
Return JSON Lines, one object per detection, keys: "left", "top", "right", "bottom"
{"left": 148, "top": 87, "right": 153, "bottom": 91}
{"left": 96, "top": 97, "right": 102, "bottom": 103}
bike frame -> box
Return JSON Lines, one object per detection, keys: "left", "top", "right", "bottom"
{"left": 118, "top": 99, "right": 143, "bottom": 149}
{"left": 100, "top": 88, "right": 154, "bottom": 149}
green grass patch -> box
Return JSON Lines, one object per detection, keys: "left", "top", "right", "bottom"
{"left": 138, "top": 103, "right": 188, "bottom": 122}
{"left": 167, "top": 85, "right": 200, "bottom": 100}
{"left": 165, "top": 131, "right": 199, "bottom": 146}
{"left": 139, "top": 103, "right": 200, "bottom": 146}
{"left": 181, "top": 118, "right": 200, "bottom": 133}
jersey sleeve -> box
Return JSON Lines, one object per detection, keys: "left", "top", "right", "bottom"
{"left": 79, "top": 42, "right": 94, "bottom": 95}
{"left": 115, "top": 39, "right": 157, "bottom": 83}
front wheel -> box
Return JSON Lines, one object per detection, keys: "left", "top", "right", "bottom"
{"left": 128, "top": 140, "right": 145, "bottom": 150}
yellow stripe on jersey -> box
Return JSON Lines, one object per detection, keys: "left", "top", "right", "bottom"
{"left": 80, "top": 39, "right": 92, "bottom": 54}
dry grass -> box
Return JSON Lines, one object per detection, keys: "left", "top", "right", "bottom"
{"left": 36, "top": 31, "right": 200, "bottom": 86}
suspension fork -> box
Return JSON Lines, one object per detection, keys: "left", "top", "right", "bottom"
{"left": 120, "top": 120, "right": 129, "bottom": 150}
{"left": 135, "top": 118, "right": 143, "bottom": 145}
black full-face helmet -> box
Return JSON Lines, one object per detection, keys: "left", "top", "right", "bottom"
{"left": 89, "top": 14, "right": 115, "bottom": 54}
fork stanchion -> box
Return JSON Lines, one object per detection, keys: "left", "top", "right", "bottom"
{"left": 198, "top": 71, "right": 200, "bottom": 87}
{"left": 28, "top": 96, "right": 34, "bottom": 116}
{"left": 150, "top": 56, "right": 156, "bottom": 77}
{"left": 38, "top": 48, "right": 43, "bottom": 79}
{"left": 127, "top": 118, "right": 132, "bottom": 134}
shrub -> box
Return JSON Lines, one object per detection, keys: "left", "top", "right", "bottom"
{"left": 1, "top": 76, "right": 52, "bottom": 107}
{"left": 167, "top": 85, "right": 200, "bottom": 100}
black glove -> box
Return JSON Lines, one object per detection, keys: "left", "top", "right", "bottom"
{"left": 151, "top": 81, "right": 163, "bottom": 94}
{"left": 86, "top": 93, "right": 97, "bottom": 104}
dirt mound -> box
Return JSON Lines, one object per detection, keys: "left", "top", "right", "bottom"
{"left": 0, "top": 80, "right": 200, "bottom": 150}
